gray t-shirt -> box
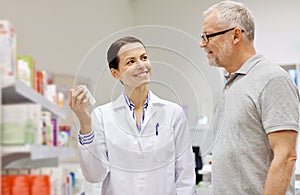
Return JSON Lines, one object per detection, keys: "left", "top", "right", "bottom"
{"left": 211, "top": 54, "right": 299, "bottom": 194}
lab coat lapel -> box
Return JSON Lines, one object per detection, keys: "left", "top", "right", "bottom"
{"left": 111, "top": 91, "right": 166, "bottom": 136}
{"left": 140, "top": 91, "right": 165, "bottom": 135}
{"left": 112, "top": 93, "right": 139, "bottom": 135}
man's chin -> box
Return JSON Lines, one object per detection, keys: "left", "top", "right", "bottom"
{"left": 208, "top": 60, "right": 219, "bottom": 67}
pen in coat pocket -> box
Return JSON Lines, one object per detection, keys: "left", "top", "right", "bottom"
{"left": 156, "top": 123, "right": 159, "bottom": 136}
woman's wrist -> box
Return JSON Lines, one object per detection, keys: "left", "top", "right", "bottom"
{"left": 80, "top": 123, "right": 92, "bottom": 134}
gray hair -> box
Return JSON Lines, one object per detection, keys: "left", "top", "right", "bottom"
{"left": 204, "top": 1, "right": 255, "bottom": 41}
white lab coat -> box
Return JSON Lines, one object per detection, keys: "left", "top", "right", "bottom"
{"left": 78, "top": 91, "right": 196, "bottom": 195}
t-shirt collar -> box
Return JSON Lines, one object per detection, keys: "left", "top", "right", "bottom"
{"left": 224, "top": 54, "right": 264, "bottom": 80}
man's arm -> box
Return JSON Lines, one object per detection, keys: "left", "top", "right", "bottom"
{"left": 264, "top": 130, "right": 297, "bottom": 195}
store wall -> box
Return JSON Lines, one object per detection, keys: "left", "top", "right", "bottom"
{"left": 133, "top": 0, "right": 300, "bottom": 64}
{"left": 1, "top": 0, "right": 135, "bottom": 77}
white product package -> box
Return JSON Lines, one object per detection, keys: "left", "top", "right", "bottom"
{"left": 0, "top": 20, "right": 17, "bottom": 77}
{"left": 81, "top": 85, "right": 96, "bottom": 106}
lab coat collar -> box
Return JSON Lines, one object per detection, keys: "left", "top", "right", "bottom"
{"left": 112, "top": 90, "right": 165, "bottom": 135}
{"left": 112, "top": 90, "right": 163, "bottom": 110}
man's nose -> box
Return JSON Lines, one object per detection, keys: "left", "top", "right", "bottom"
{"left": 200, "top": 39, "right": 207, "bottom": 48}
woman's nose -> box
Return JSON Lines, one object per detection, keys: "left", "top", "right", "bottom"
{"left": 136, "top": 60, "right": 146, "bottom": 68}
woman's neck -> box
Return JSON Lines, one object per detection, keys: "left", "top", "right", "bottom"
{"left": 125, "top": 85, "right": 148, "bottom": 108}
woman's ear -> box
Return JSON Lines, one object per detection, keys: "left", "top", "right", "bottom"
{"left": 110, "top": 68, "right": 120, "bottom": 80}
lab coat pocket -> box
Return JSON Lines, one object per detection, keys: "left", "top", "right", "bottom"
{"left": 152, "top": 127, "right": 175, "bottom": 164}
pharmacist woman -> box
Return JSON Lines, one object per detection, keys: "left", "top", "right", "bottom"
{"left": 69, "top": 36, "right": 196, "bottom": 195}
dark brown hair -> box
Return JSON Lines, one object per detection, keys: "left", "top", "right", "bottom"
{"left": 107, "top": 36, "right": 146, "bottom": 70}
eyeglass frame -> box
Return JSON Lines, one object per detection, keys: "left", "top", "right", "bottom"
{"left": 201, "top": 27, "right": 244, "bottom": 43}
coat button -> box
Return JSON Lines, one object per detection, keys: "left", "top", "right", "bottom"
{"left": 137, "top": 177, "right": 145, "bottom": 187}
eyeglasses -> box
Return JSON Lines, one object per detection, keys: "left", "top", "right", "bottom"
{"left": 201, "top": 27, "right": 244, "bottom": 43}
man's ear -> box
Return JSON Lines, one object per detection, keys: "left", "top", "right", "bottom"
{"left": 233, "top": 28, "right": 243, "bottom": 44}
{"left": 110, "top": 68, "right": 120, "bottom": 79}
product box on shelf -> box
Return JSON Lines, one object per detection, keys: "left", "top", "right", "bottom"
{"left": 35, "top": 70, "right": 49, "bottom": 96}
{"left": 36, "top": 70, "right": 44, "bottom": 95}
{"left": 2, "top": 167, "right": 78, "bottom": 195}
{"left": 59, "top": 125, "right": 71, "bottom": 147}
{"left": 17, "top": 55, "right": 36, "bottom": 89}
{"left": 41, "top": 112, "right": 62, "bottom": 146}
{"left": 1, "top": 103, "right": 41, "bottom": 145}
{"left": 41, "top": 111, "right": 53, "bottom": 146}
{"left": 46, "top": 84, "right": 57, "bottom": 104}
{"left": 0, "top": 20, "right": 17, "bottom": 77}
{"left": 51, "top": 118, "right": 58, "bottom": 146}
{"left": 1, "top": 174, "right": 51, "bottom": 195}
{"left": 43, "top": 167, "right": 71, "bottom": 195}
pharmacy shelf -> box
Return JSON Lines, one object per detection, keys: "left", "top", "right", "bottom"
{"left": 1, "top": 77, "right": 66, "bottom": 118}
{"left": 1, "top": 76, "right": 73, "bottom": 169}
{"left": 30, "top": 145, "right": 75, "bottom": 160}
{"left": 1, "top": 145, "right": 75, "bottom": 169}
{"left": 3, "top": 156, "right": 59, "bottom": 169}
{"left": 1, "top": 145, "right": 32, "bottom": 155}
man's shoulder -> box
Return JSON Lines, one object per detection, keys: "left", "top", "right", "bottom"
{"left": 253, "top": 58, "right": 288, "bottom": 80}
